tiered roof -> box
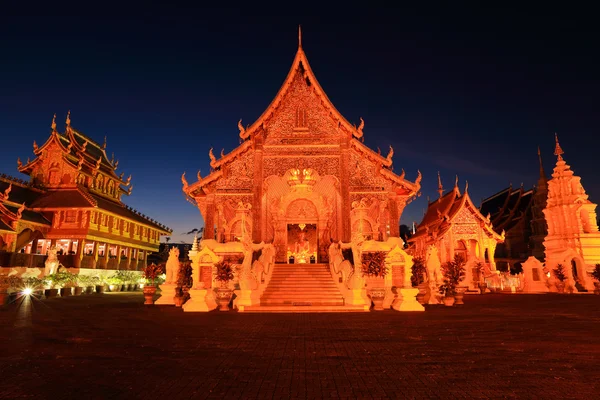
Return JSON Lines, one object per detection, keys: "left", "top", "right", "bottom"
{"left": 481, "top": 185, "right": 534, "bottom": 235}
{"left": 410, "top": 181, "right": 503, "bottom": 242}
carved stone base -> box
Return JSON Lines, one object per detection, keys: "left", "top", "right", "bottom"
{"left": 393, "top": 288, "right": 425, "bottom": 312}
{"left": 345, "top": 289, "right": 369, "bottom": 306}
{"left": 234, "top": 289, "right": 260, "bottom": 311}
{"left": 155, "top": 283, "right": 176, "bottom": 305}
{"left": 182, "top": 288, "right": 217, "bottom": 312}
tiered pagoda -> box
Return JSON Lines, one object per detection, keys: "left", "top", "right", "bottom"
{"left": 543, "top": 134, "right": 600, "bottom": 291}
{"left": 0, "top": 113, "right": 171, "bottom": 269}
{"left": 409, "top": 175, "right": 504, "bottom": 289}
{"left": 182, "top": 29, "right": 421, "bottom": 263}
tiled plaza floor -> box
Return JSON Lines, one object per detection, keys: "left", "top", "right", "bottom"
{"left": 1, "top": 292, "right": 599, "bottom": 400}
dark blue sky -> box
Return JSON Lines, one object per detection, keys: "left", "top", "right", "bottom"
{"left": 1, "top": 7, "right": 599, "bottom": 242}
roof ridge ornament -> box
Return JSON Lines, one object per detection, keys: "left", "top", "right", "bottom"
{"left": 103, "top": 136, "right": 107, "bottom": 150}
{"left": 238, "top": 119, "right": 248, "bottom": 139}
{"left": 181, "top": 172, "right": 189, "bottom": 190}
{"left": 385, "top": 145, "right": 394, "bottom": 166}
{"left": 298, "top": 24, "right": 302, "bottom": 49}
{"left": 554, "top": 132, "right": 564, "bottom": 161}
{"left": 66, "top": 110, "right": 71, "bottom": 130}
{"left": 33, "top": 140, "right": 38, "bottom": 152}
{"left": 51, "top": 114, "right": 57, "bottom": 132}
{"left": 455, "top": 175, "right": 459, "bottom": 188}
{"left": 437, "top": 171, "right": 443, "bottom": 198}
{"left": 209, "top": 148, "right": 217, "bottom": 168}
{"left": 465, "top": 180, "right": 469, "bottom": 193}
{"left": 356, "top": 117, "right": 364, "bottom": 138}
{"left": 197, "top": 170, "right": 202, "bottom": 181}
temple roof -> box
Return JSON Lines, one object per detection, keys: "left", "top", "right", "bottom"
{"left": 480, "top": 186, "right": 534, "bottom": 234}
{"left": 184, "top": 29, "right": 420, "bottom": 200}
{"left": 0, "top": 175, "right": 44, "bottom": 206}
{"left": 410, "top": 183, "right": 503, "bottom": 242}
{"left": 18, "top": 114, "right": 129, "bottom": 191}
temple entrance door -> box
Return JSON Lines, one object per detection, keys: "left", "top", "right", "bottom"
{"left": 286, "top": 223, "right": 317, "bottom": 264}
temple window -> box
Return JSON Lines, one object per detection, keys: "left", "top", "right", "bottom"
{"left": 65, "top": 210, "right": 77, "bottom": 223}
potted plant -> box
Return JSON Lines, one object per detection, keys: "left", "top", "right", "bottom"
{"left": 591, "top": 264, "right": 600, "bottom": 295}
{"left": 95, "top": 276, "right": 106, "bottom": 294}
{"left": 62, "top": 272, "right": 78, "bottom": 296}
{"left": 439, "top": 254, "right": 466, "bottom": 306}
{"left": 361, "top": 251, "right": 389, "bottom": 310}
{"left": 44, "top": 274, "right": 61, "bottom": 298}
{"left": 214, "top": 261, "right": 234, "bottom": 311}
{"left": 106, "top": 275, "right": 122, "bottom": 292}
{"left": 552, "top": 264, "right": 567, "bottom": 293}
{"left": 410, "top": 256, "right": 427, "bottom": 305}
{"left": 77, "top": 275, "right": 99, "bottom": 294}
{"left": 142, "top": 263, "right": 163, "bottom": 305}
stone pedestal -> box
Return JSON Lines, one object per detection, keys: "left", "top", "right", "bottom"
{"left": 234, "top": 289, "right": 260, "bottom": 311}
{"left": 155, "top": 283, "right": 176, "bottom": 305}
{"left": 182, "top": 288, "right": 216, "bottom": 312}
{"left": 393, "top": 288, "right": 425, "bottom": 312}
{"left": 346, "top": 289, "right": 368, "bottom": 306}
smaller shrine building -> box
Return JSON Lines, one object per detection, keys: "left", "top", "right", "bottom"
{"left": 409, "top": 175, "right": 505, "bottom": 289}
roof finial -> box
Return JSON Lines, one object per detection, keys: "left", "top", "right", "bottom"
{"left": 103, "top": 135, "right": 107, "bottom": 150}
{"left": 554, "top": 132, "right": 564, "bottom": 161}
{"left": 537, "top": 146, "right": 547, "bottom": 180}
{"left": 465, "top": 180, "right": 469, "bottom": 193}
{"left": 298, "top": 25, "right": 302, "bottom": 48}
{"left": 437, "top": 171, "right": 443, "bottom": 198}
{"left": 66, "top": 110, "right": 71, "bottom": 128}
{"left": 51, "top": 114, "right": 57, "bottom": 132}
{"left": 455, "top": 174, "right": 459, "bottom": 188}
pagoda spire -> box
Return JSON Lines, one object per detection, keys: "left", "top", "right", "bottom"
{"left": 554, "top": 132, "right": 564, "bottom": 161}
{"left": 298, "top": 25, "right": 302, "bottom": 49}
{"left": 437, "top": 171, "right": 443, "bottom": 198}
{"left": 537, "top": 146, "right": 547, "bottom": 180}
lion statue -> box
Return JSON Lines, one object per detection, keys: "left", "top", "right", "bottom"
{"left": 165, "top": 247, "right": 180, "bottom": 285}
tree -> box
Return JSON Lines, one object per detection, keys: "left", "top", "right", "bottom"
{"left": 399, "top": 224, "right": 413, "bottom": 246}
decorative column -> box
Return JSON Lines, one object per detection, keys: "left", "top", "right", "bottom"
{"left": 126, "top": 247, "right": 133, "bottom": 270}
{"left": 100, "top": 243, "right": 109, "bottom": 269}
{"left": 340, "top": 135, "right": 351, "bottom": 242}
{"left": 388, "top": 194, "right": 400, "bottom": 238}
{"left": 92, "top": 241, "right": 99, "bottom": 269}
{"left": 74, "top": 239, "right": 85, "bottom": 268}
{"left": 252, "top": 134, "right": 264, "bottom": 243}
{"left": 204, "top": 194, "right": 216, "bottom": 240}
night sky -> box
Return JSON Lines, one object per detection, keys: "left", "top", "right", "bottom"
{"left": 2, "top": 7, "right": 599, "bottom": 242}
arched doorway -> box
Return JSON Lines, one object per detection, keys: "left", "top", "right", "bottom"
{"left": 285, "top": 199, "right": 319, "bottom": 263}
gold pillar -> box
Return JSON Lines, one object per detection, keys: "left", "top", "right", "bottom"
{"left": 92, "top": 241, "right": 99, "bottom": 269}
{"left": 74, "top": 239, "right": 85, "bottom": 268}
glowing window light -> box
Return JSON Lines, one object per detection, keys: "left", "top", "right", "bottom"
{"left": 22, "top": 288, "right": 33, "bottom": 296}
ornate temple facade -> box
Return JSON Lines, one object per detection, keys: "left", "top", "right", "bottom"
{"left": 543, "top": 135, "right": 600, "bottom": 291}
{"left": 409, "top": 176, "right": 504, "bottom": 289}
{"left": 182, "top": 32, "right": 421, "bottom": 264}
{"left": 0, "top": 113, "right": 171, "bottom": 270}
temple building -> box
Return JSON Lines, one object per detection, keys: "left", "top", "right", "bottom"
{"left": 182, "top": 29, "right": 421, "bottom": 264}
{"left": 479, "top": 148, "right": 549, "bottom": 272}
{"left": 542, "top": 134, "right": 600, "bottom": 291}
{"left": 409, "top": 175, "right": 505, "bottom": 289}
{"left": 0, "top": 113, "right": 171, "bottom": 270}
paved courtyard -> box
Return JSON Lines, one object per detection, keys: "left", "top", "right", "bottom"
{"left": 1, "top": 293, "right": 599, "bottom": 399}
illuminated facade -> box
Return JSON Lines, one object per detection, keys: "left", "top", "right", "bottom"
{"left": 0, "top": 113, "right": 171, "bottom": 270}
{"left": 182, "top": 30, "right": 421, "bottom": 264}
{"left": 542, "top": 134, "right": 600, "bottom": 291}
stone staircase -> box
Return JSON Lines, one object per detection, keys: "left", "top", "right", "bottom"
{"left": 243, "top": 263, "right": 368, "bottom": 312}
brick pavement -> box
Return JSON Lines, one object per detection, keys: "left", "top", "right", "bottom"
{"left": 1, "top": 293, "right": 599, "bottom": 399}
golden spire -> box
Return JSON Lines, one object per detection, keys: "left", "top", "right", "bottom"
{"left": 554, "top": 132, "right": 564, "bottom": 161}
{"left": 51, "top": 114, "right": 57, "bottom": 132}
{"left": 437, "top": 171, "right": 443, "bottom": 198}
{"left": 298, "top": 25, "right": 302, "bottom": 49}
